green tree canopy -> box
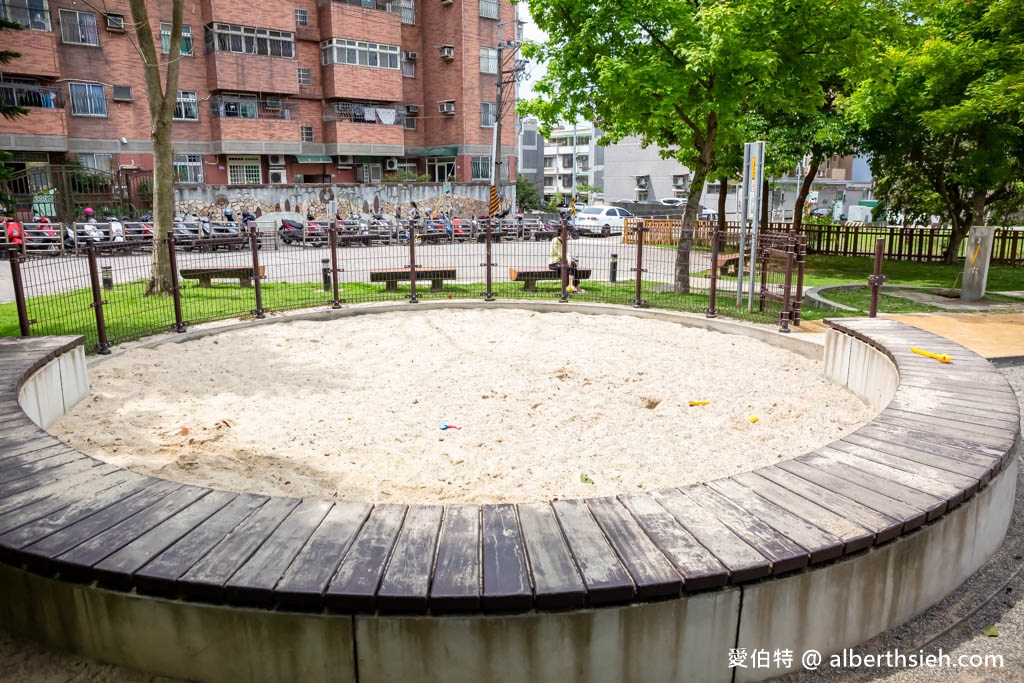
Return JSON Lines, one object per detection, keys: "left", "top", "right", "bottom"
{"left": 849, "top": 0, "right": 1024, "bottom": 261}
{"left": 522, "top": 0, "right": 873, "bottom": 292}
{"left": 516, "top": 173, "right": 543, "bottom": 211}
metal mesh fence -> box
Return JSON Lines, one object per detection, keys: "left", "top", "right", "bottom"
{"left": 6, "top": 217, "right": 800, "bottom": 353}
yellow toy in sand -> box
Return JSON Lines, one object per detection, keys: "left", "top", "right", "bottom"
{"left": 911, "top": 347, "right": 952, "bottom": 364}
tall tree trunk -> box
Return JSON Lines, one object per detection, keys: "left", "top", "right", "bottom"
{"left": 674, "top": 117, "right": 716, "bottom": 294}
{"left": 128, "top": 0, "right": 183, "bottom": 296}
{"left": 717, "top": 176, "right": 728, "bottom": 231}
{"left": 792, "top": 156, "right": 821, "bottom": 233}
{"left": 943, "top": 190, "right": 983, "bottom": 264}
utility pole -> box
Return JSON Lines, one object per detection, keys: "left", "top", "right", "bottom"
{"left": 493, "top": 20, "right": 524, "bottom": 191}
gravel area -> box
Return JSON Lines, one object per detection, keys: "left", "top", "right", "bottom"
{"left": 1, "top": 363, "right": 1021, "bottom": 683}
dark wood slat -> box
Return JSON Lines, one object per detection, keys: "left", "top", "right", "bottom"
{"left": 480, "top": 503, "right": 532, "bottom": 611}
{"left": 682, "top": 485, "right": 811, "bottom": 575}
{"left": 274, "top": 502, "right": 372, "bottom": 610}
{"left": 16, "top": 479, "right": 181, "bottom": 571}
{"left": 775, "top": 460, "right": 928, "bottom": 530}
{"left": 889, "top": 395, "right": 1020, "bottom": 423}
{"left": 324, "top": 504, "right": 406, "bottom": 611}
{"left": 552, "top": 499, "right": 635, "bottom": 605}
{"left": 0, "top": 468, "right": 136, "bottom": 533}
{"left": 650, "top": 488, "right": 771, "bottom": 583}
{"left": 429, "top": 505, "right": 481, "bottom": 613}
{"left": 817, "top": 447, "right": 968, "bottom": 508}
{"left": 889, "top": 387, "right": 1020, "bottom": 418}
{"left": 179, "top": 496, "right": 300, "bottom": 603}
{"left": 799, "top": 452, "right": 948, "bottom": 520}
{"left": 0, "top": 473, "right": 153, "bottom": 563}
{"left": 843, "top": 431, "right": 991, "bottom": 485}
{"left": 224, "top": 499, "right": 334, "bottom": 606}
{"left": 0, "top": 449, "right": 88, "bottom": 482}
{"left": 92, "top": 490, "right": 239, "bottom": 589}
{"left": 0, "top": 432, "right": 66, "bottom": 462}
{"left": 830, "top": 440, "right": 980, "bottom": 498}
{"left": 134, "top": 494, "right": 270, "bottom": 597}
{"left": 707, "top": 476, "right": 848, "bottom": 562}
{"left": 878, "top": 409, "right": 1016, "bottom": 446}
{"left": 0, "top": 459, "right": 108, "bottom": 509}
{"left": 755, "top": 466, "right": 902, "bottom": 544}
{"left": 726, "top": 473, "right": 874, "bottom": 555}
{"left": 53, "top": 486, "right": 213, "bottom": 582}
{"left": 517, "top": 502, "right": 586, "bottom": 609}
{"left": 590, "top": 495, "right": 695, "bottom": 596}
{"left": 856, "top": 423, "right": 1003, "bottom": 473}
{"left": 376, "top": 505, "right": 445, "bottom": 612}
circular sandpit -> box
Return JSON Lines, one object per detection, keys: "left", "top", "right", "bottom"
{"left": 50, "top": 309, "right": 876, "bottom": 504}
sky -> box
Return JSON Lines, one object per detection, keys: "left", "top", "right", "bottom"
{"left": 515, "top": 6, "right": 546, "bottom": 104}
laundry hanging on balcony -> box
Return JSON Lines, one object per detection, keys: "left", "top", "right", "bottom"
{"left": 374, "top": 108, "right": 397, "bottom": 125}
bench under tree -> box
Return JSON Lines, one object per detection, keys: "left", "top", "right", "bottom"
{"left": 179, "top": 266, "right": 264, "bottom": 288}
{"left": 370, "top": 267, "right": 457, "bottom": 292}
{"left": 509, "top": 267, "right": 592, "bottom": 292}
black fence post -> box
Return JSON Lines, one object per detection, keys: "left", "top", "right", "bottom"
{"left": 482, "top": 218, "right": 495, "bottom": 301}
{"left": 407, "top": 218, "right": 419, "bottom": 303}
{"left": 778, "top": 232, "right": 795, "bottom": 333}
{"left": 558, "top": 219, "right": 569, "bottom": 303}
{"left": 329, "top": 226, "right": 342, "bottom": 308}
{"left": 632, "top": 220, "right": 647, "bottom": 308}
{"left": 165, "top": 235, "right": 186, "bottom": 333}
{"left": 706, "top": 228, "right": 720, "bottom": 318}
{"left": 87, "top": 246, "right": 111, "bottom": 354}
{"left": 249, "top": 226, "right": 265, "bottom": 319}
{"left": 8, "top": 250, "right": 31, "bottom": 337}
{"left": 868, "top": 237, "right": 887, "bottom": 318}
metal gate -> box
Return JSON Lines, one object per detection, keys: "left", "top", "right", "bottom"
{"left": 0, "top": 164, "right": 134, "bottom": 223}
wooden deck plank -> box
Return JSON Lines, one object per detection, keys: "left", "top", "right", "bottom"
{"left": 15, "top": 479, "right": 181, "bottom": 571}
{"left": 53, "top": 486, "right": 213, "bottom": 582}
{"left": 133, "top": 494, "right": 270, "bottom": 597}
{"left": 650, "top": 488, "right": 771, "bottom": 583}
{"left": 708, "top": 475, "right": 843, "bottom": 565}
{"left": 517, "top": 502, "right": 586, "bottom": 609}
{"left": 480, "top": 503, "right": 532, "bottom": 611}
{"left": 0, "top": 460, "right": 109, "bottom": 511}
{"left": 0, "top": 449, "right": 88, "bottom": 482}
{"left": 842, "top": 431, "right": 991, "bottom": 485}
{"left": 274, "top": 502, "right": 372, "bottom": 610}
{"left": 224, "top": 499, "right": 334, "bottom": 606}
{"left": 178, "top": 496, "right": 300, "bottom": 603}
{"left": 92, "top": 490, "right": 238, "bottom": 589}
{"left": 682, "top": 485, "right": 811, "bottom": 574}
{"left": 856, "top": 423, "right": 1004, "bottom": 472}
{"left": 816, "top": 447, "right": 968, "bottom": 508}
{"left": 552, "top": 499, "right": 635, "bottom": 605}
{"left": 324, "top": 504, "right": 406, "bottom": 612}
{"left": 588, "top": 495, "right": 689, "bottom": 597}
{"left": 377, "top": 505, "right": 445, "bottom": 612}
{"left": 830, "top": 440, "right": 980, "bottom": 498}
{"left": 429, "top": 505, "right": 481, "bottom": 613}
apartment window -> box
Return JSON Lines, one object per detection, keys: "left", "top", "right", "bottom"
{"left": 161, "top": 23, "right": 194, "bottom": 55}
{"left": 77, "top": 153, "right": 112, "bottom": 172}
{"left": 329, "top": 100, "right": 400, "bottom": 125}
{"left": 479, "top": 0, "right": 498, "bottom": 19}
{"left": 59, "top": 9, "right": 99, "bottom": 46}
{"left": 174, "top": 154, "right": 203, "bottom": 184}
{"left": 294, "top": 8, "right": 308, "bottom": 26}
{"left": 479, "top": 47, "right": 498, "bottom": 74}
{"left": 227, "top": 156, "right": 262, "bottom": 184}
{"left": 398, "top": 0, "right": 414, "bottom": 24}
{"left": 297, "top": 67, "right": 312, "bottom": 85}
{"left": 173, "top": 91, "right": 198, "bottom": 120}
{"left": 301, "top": 125, "right": 314, "bottom": 142}
{"left": 471, "top": 156, "right": 491, "bottom": 181}
{"left": 321, "top": 39, "right": 399, "bottom": 69}
{"left": 401, "top": 54, "right": 415, "bottom": 78}
{"left": 543, "top": 157, "right": 554, "bottom": 169}
{"left": 1, "top": 0, "right": 51, "bottom": 31}
{"left": 404, "top": 110, "right": 417, "bottom": 130}
{"left": 206, "top": 23, "right": 294, "bottom": 58}
{"left": 105, "top": 12, "right": 125, "bottom": 31}
{"left": 216, "top": 93, "right": 258, "bottom": 118}
{"left": 68, "top": 82, "right": 106, "bottom": 116}
{"left": 480, "top": 102, "right": 495, "bottom": 128}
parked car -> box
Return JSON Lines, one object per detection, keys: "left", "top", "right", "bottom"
{"left": 572, "top": 206, "right": 633, "bottom": 236}
{"left": 659, "top": 198, "right": 685, "bottom": 206}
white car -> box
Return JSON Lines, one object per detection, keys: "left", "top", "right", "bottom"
{"left": 572, "top": 206, "right": 633, "bottom": 236}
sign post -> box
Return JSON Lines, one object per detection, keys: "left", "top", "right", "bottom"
{"left": 745, "top": 141, "right": 766, "bottom": 311}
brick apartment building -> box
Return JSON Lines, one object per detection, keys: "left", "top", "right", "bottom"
{"left": 0, "top": 0, "right": 518, "bottom": 195}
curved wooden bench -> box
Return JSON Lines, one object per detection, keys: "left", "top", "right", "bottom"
{"left": 0, "top": 316, "right": 1019, "bottom": 682}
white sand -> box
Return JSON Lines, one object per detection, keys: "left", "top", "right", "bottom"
{"left": 50, "top": 309, "right": 875, "bottom": 504}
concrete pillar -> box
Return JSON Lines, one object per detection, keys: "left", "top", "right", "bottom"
{"left": 961, "top": 225, "right": 995, "bottom": 302}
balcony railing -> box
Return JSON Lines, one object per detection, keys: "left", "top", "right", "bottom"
{"left": 323, "top": 101, "right": 405, "bottom": 126}
{"left": 325, "top": 0, "right": 402, "bottom": 16}
{"left": 0, "top": 0, "right": 52, "bottom": 31}
{"left": 209, "top": 96, "right": 297, "bottom": 120}
{"left": 0, "top": 82, "right": 63, "bottom": 109}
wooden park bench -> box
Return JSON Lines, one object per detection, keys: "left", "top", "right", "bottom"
{"left": 370, "top": 267, "right": 457, "bottom": 292}
{"left": 509, "top": 267, "right": 592, "bottom": 292}
{"left": 713, "top": 253, "right": 742, "bottom": 277}
{"left": 179, "top": 266, "right": 264, "bottom": 288}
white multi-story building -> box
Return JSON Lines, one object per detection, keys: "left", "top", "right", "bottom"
{"left": 541, "top": 122, "right": 604, "bottom": 204}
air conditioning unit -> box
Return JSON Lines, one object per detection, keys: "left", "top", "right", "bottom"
{"left": 267, "top": 154, "right": 286, "bottom": 167}
{"left": 385, "top": 158, "right": 399, "bottom": 171}
{"left": 336, "top": 155, "right": 354, "bottom": 168}
{"left": 441, "top": 0, "right": 453, "bottom": 5}
{"left": 268, "top": 168, "right": 288, "bottom": 184}
{"left": 439, "top": 100, "right": 455, "bottom": 115}
{"left": 439, "top": 45, "right": 455, "bottom": 60}
{"left": 403, "top": 51, "right": 417, "bottom": 61}
{"left": 264, "top": 97, "right": 282, "bottom": 111}
{"left": 405, "top": 104, "right": 419, "bottom": 114}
